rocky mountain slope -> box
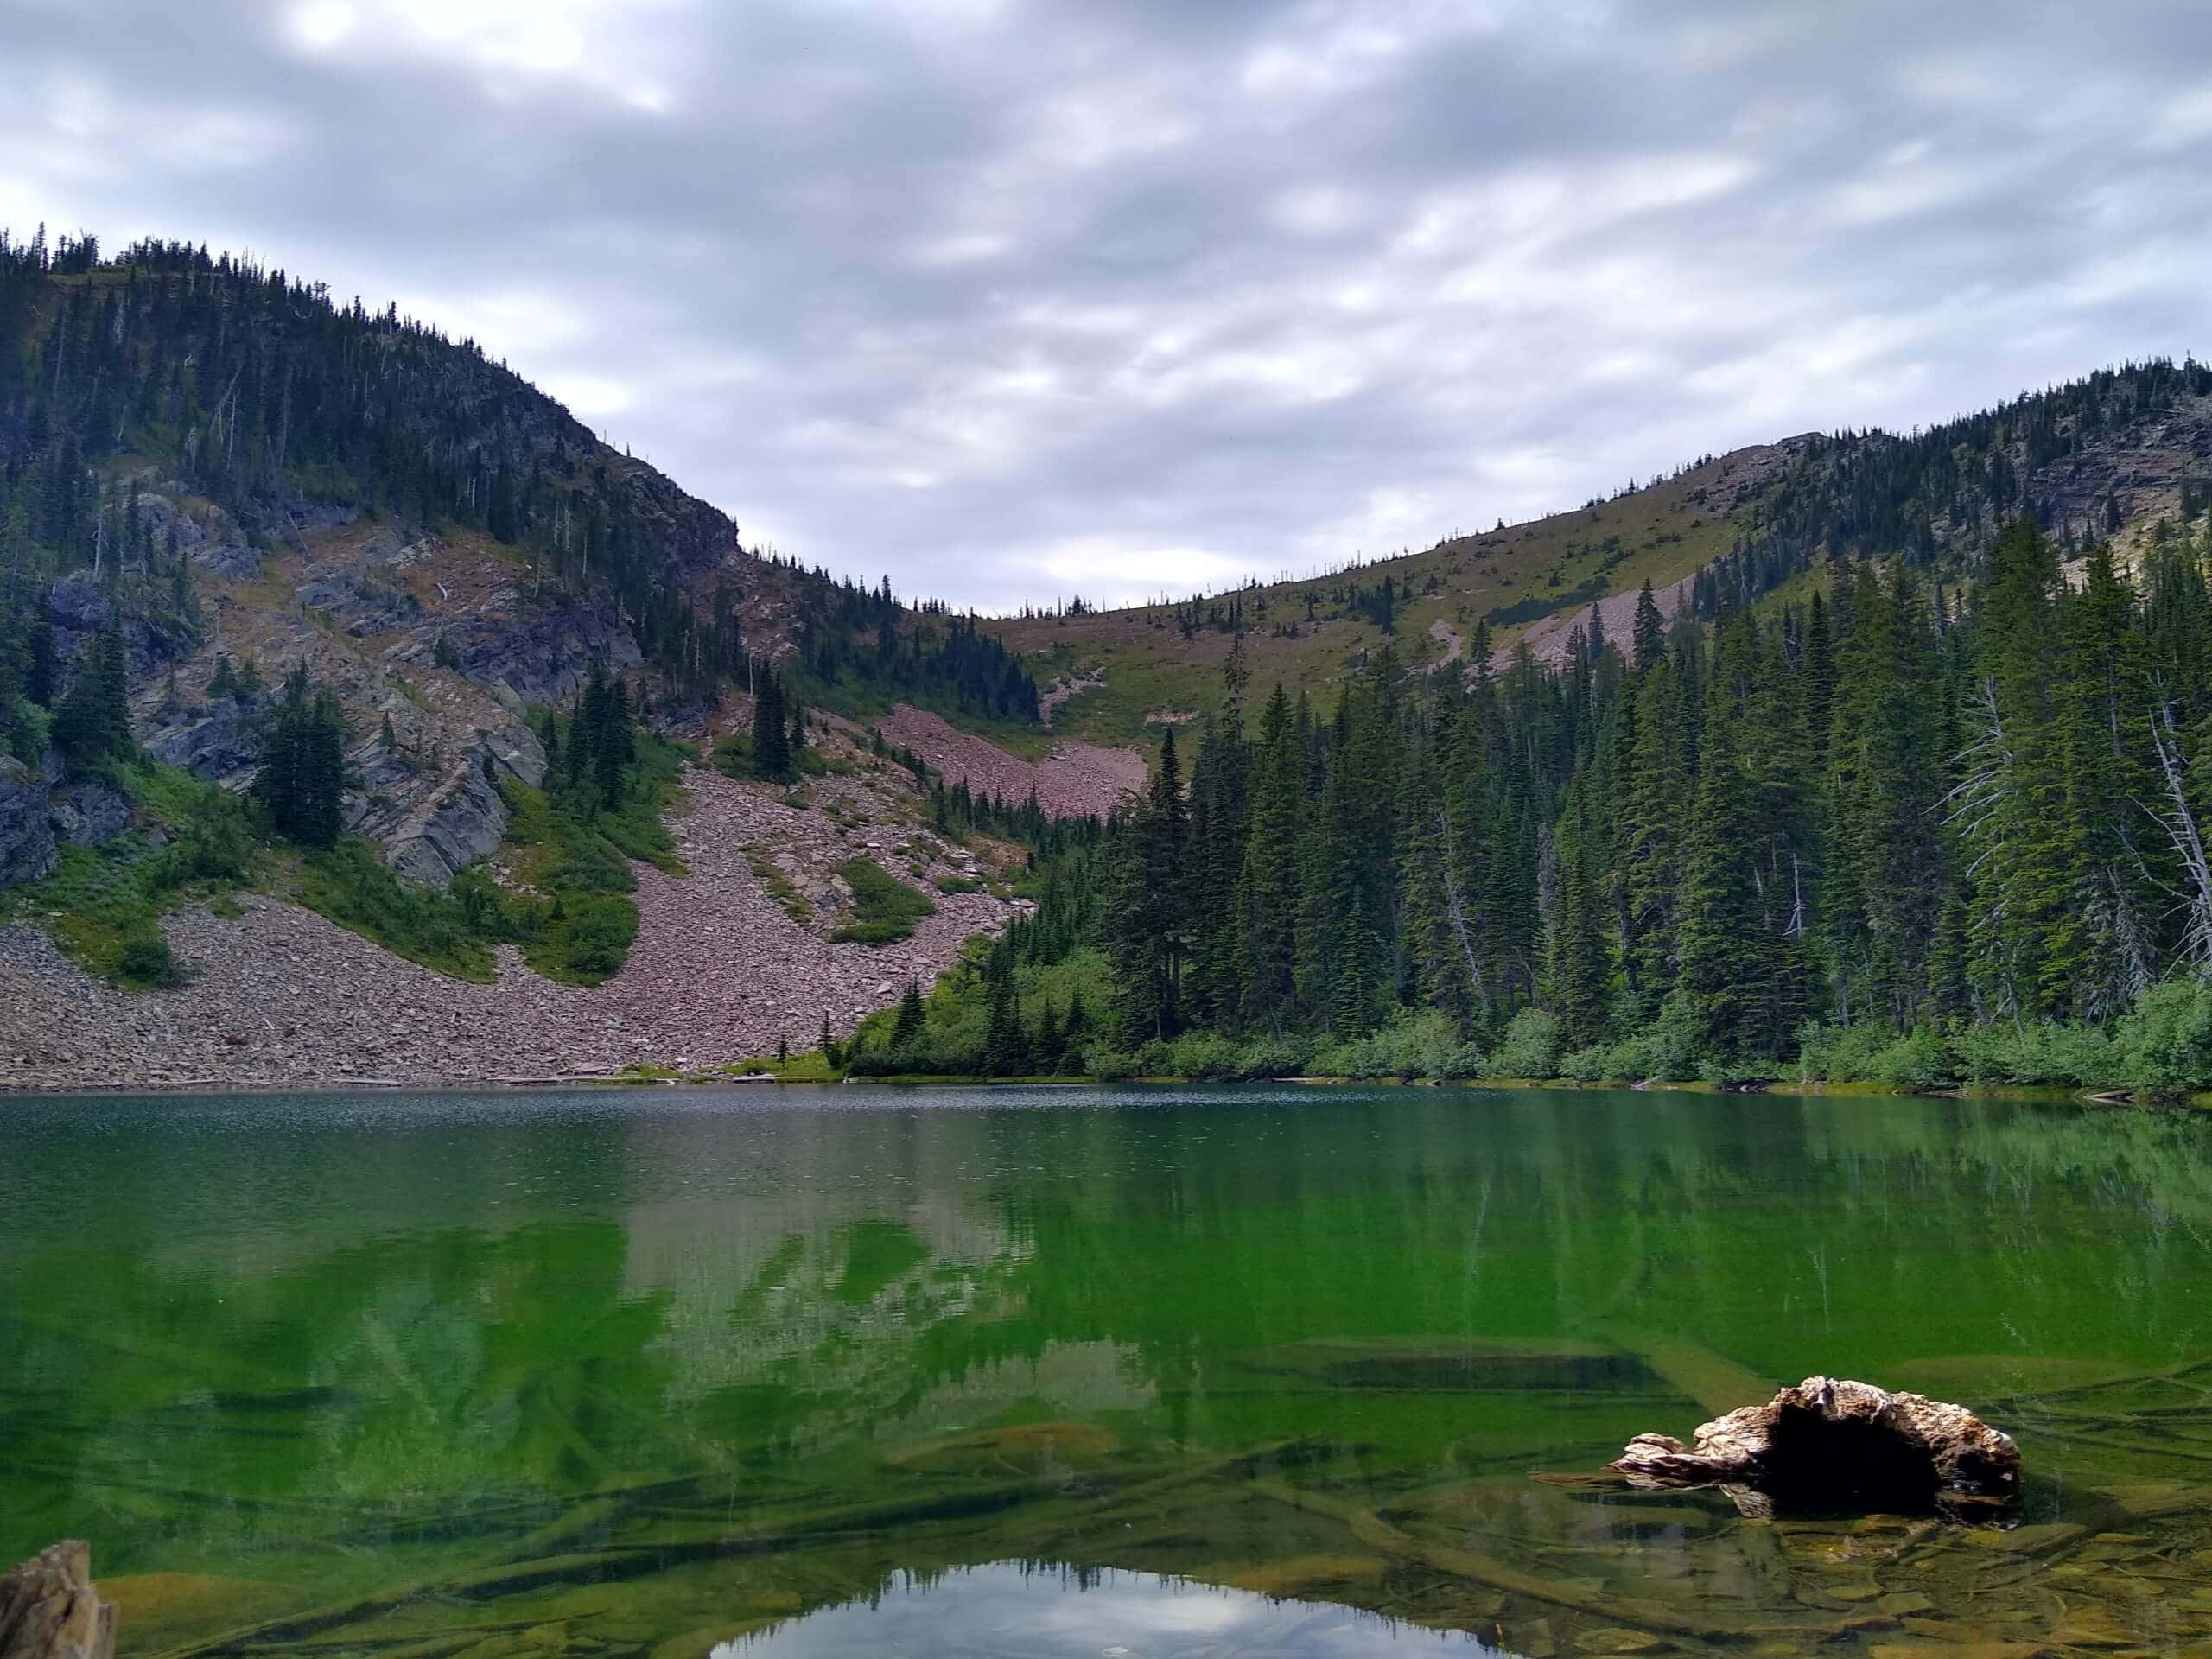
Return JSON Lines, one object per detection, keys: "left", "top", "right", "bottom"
{"left": 3, "top": 230, "right": 2207, "bottom": 1092}
{"left": 0, "top": 236, "right": 1073, "bottom": 1087}
{"left": 0, "top": 735, "right": 1027, "bottom": 1089}
{"left": 1005, "top": 359, "right": 2212, "bottom": 741}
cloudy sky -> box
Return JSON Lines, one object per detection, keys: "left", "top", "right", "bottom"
{"left": 3, "top": 0, "right": 2209, "bottom": 608}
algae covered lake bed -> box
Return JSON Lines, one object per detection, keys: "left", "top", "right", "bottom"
{"left": 3, "top": 1084, "right": 2211, "bottom": 1658}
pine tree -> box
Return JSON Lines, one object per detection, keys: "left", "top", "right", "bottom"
{"left": 1104, "top": 728, "right": 1190, "bottom": 1042}
{"left": 1547, "top": 779, "right": 1612, "bottom": 1050}
{"left": 752, "top": 671, "right": 791, "bottom": 783}
{"left": 1955, "top": 519, "right": 2069, "bottom": 1020}
{"left": 1182, "top": 640, "right": 1249, "bottom": 1027}
{"left": 1395, "top": 709, "right": 1478, "bottom": 1024}
{"left": 982, "top": 951, "right": 1029, "bottom": 1076}
{"left": 890, "top": 978, "right": 926, "bottom": 1053}
{"left": 24, "top": 620, "right": 54, "bottom": 709}
{"left": 1236, "top": 684, "right": 1302, "bottom": 1033}
{"left": 1676, "top": 631, "right": 1790, "bottom": 1058}
{"left": 53, "top": 627, "right": 134, "bottom": 767}
{"left": 1631, "top": 579, "right": 1667, "bottom": 672}
{"left": 1621, "top": 658, "right": 1691, "bottom": 1008}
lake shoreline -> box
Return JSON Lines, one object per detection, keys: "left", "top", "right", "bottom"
{"left": 3, "top": 1070, "right": 2202, "bottom": 1110}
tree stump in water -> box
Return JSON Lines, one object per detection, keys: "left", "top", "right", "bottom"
{"left": 0, "top": 1544, "right": 114, "bottom": 1659}
{"left": 1610, "top": 1375, "right": 2019, "bottom": 1517}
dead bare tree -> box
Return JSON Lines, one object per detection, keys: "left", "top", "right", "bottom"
{"left": 2141, "top": 701, "right": 2212, "bottom": 973}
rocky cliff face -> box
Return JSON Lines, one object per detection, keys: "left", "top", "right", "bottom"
{"left": 386, "top": 721, "right": 550, "bottom": 887}
{"left": 0, "top": 760, "right": 57, "bottom": 891}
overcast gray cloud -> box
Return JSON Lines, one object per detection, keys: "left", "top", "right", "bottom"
{"left": 3, "top": 0, "right": 2209, "bottom": 607}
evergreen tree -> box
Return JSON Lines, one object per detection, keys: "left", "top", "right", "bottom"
{"left": 24, "top": 620, "right": 54, "bottom": 709}
{"left": 252, "top": 662, "right": 347, "bottom": 847}
{"left": 752, "top": 671, "right": 792, "bottom": 783}
{"left": 1955, "top": 519, "right": 2069, "bottom": 1020}
{"left": 890, "top": 978, "right": 926, "bottom": 1053}
{"left": 53, "top": 628, "right": 134, "bottom": 767}
{"left": 1236, "top": 684, "right": 1303, "bottom": 1033}
{"left": 1104, "top": 728, "right": 1191, "bottom": 1042}
{"left": 1547, "top": 777, "right": 1612, "bottom": 1050}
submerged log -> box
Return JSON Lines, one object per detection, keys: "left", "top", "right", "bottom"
{"left": 1610, "top": 1376, "right": 2019, "bottom": 1516}
{"left": 0, "top": 1543, "right": 115, "bottom": 1659}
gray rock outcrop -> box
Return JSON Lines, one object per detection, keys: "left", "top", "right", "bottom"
{"left": 1610, "top": 1375, "right": 2019, "bottom": 1517}
{"left": 385, "top": 721, "right": 548, "bottom": 887}
{"left": 144, "top": 695, "right": 265, "bottom": 783}
{"left": 454, "top": 601, "right": 641, "bottom": 706}
{"left": 48, "top": 783, "right": 131, "bottom": 849}
{"left": 0, "top": 1541, "right": 114, "bottom": 1659}
{"left": 46, "top": 574, "right": 200, "bottom": 678}
{"left": 0, "top": 760, "right": 57, "bottom": 891}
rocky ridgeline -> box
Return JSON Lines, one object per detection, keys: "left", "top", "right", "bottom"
{"left": 0, "top": 761, "right": 1017, "bottom": 1090}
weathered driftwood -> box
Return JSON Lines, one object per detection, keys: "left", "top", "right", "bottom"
{"left": 1610, "top": 1375, "right": 2019, "bottom": 1516}
{"left": 0, "top": 1543, "right": 114, "bottom": 1659}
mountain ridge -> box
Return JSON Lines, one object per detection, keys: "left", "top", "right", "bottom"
{"left": 5, "top": 228, "right": 2212, "bottom": 1090}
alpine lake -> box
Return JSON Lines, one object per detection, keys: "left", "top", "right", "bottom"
{"left": 5, "top": 1084, "right": 2212, "bottom": 1659}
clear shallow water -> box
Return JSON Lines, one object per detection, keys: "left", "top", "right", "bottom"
{"left": 3, "top": 1084, "right": 2211, "bottom": 1657}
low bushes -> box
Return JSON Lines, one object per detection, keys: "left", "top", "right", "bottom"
{"left": 831, "top": 856, "right": 938, "bottom": 945}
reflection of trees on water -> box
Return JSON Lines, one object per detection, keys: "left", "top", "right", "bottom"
{"left": 3, "top": 1089, "right": 2210, "bottom": 1585}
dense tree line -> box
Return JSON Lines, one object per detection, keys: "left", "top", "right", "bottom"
{"left": 787, "top": 569, "right": 1041, "bottom": 723}
{"left": 1066, "top": 519, "right": 2212, "bottom": 1089}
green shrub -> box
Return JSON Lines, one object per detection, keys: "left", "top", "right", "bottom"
{"left": 1851, "top": 1027, "right": 1950, "bottom": 1090}
{"left": 1234, "top": 1032, "right": 1309, "bottom": 1079}
{"left": 830, "top": 856, "right": 937, "bottom": 945}
{"left": 1168, "top": 1030, "right": 1241, "bottom": 1079}
{"left": 1794, "top": 1020, "right": 1888, "bottom": 1083}
{"left": 1557, "top": 1042, "right": 1613, "bottom": 1083}
{"left": 1085, "top": 1044, "right": 1139, "bottom": 1081}
{"left": 1489, "top": 1007, "right": 1560, "bottom": 1079}
{"left": 1951, "top": 1019, "right": 2114, "bottom": 1086}
{"left": 2113, "top": 978, "right": 2212, "bottom": 1095}
{"left": 115, "top": 931, "right": 183, "bottom": 988}
{"left": 1134, "top": 1038, "right": 1174, "bottom": 1077}
{"left": 296, "top": 839, "right": 497, "bottom": 982}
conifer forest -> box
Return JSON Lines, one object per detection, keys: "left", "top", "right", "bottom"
{"left": 869, "top": 517, "right": 2212, "bottom": 1094}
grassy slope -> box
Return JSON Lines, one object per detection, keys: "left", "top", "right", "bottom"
{"left": 996, "top": 446, "right": 1785, "bottom": 745}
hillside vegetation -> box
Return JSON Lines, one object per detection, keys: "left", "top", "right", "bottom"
{"left": 1003, "top": 360, "right": 2212, "bottom": 745}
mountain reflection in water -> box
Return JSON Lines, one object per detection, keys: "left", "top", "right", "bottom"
{"left": 718, "top": 1563, "right": 1510, "bottom": 1658}
{"left": 3, "top": 1084, "right": 2211, "bottom": 1656}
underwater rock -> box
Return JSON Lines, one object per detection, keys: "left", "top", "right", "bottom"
{"left": 1609, "top": 1375, "right": 2018, "bottom": 1516}
{"left": 0, "top": 1541, "right": 115, "bottom": 1659}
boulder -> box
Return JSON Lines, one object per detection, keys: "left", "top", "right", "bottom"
{"left": 0, "top": 1541, "right": 114, "bottom": 1659}
{"left": 385, "top": 722, "right": 548, "bottom": 887}
{"left": 1609, "top": 1375, "right": 2018, "bottom": 1517}
{"left": 387, "top": 766, "right": 510, "bottom": 887}
{"left": 0, "top": 759, "right": 58, "bottom": 891}
{"left": 143, "top": 696, "right": 264, "bottom": 784}
{"left": 48, "top": 782, "right": 131, "bottom": 849}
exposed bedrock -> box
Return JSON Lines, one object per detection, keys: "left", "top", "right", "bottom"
{"left": 385, "top": 721, "right": 549, "bottom": 887}
{"left": 0, "top": 760, "right": 58, "bottom": 891}
{"left": 1609, "top": 1375, "right": 2019, "bottom": 1517}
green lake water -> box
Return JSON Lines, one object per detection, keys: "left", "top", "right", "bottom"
{"left": 3, "top": 1084, "right": 2211, "bottom": 1657}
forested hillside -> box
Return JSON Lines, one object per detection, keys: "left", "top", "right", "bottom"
{"left": 1004, "top": 360, "right": 2212, "bottom": 747}
{"left": 10, "top": 222, "right": 2212, "bottom": 1096}
{"left": 0, "top": 229, "right": 1043, "bottom": 736}
{"left": 0, "top": 227, "right": 1063, "bottom": 1037}
{"left": 862, "top": 508, "right": 2212, "bottom": 1094}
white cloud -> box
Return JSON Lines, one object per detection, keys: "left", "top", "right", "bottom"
{"left": 6, "top": 0, "right": 2209, "bottom": 608}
